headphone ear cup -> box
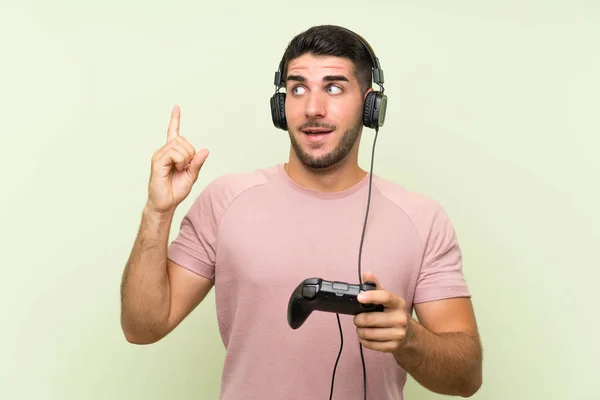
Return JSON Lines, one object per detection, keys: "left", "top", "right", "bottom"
{"left": 362, "top": 91, "right": 387, "bottom": 129}
{"left": 270, "top": 92, "right": 287, "bottom": 130}
{"left": 362, "top": 91, "right": 377, "bottom": 128}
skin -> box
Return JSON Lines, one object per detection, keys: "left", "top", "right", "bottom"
{"left": 356, "top": 271, "right": 482, "bottom": 397}
{"left": 120, "top": 52, "right": 482, "bottom": 397}
{"left": 283, "top": 53, "right": 370, "bottom": 192}
{"left": 120, "top": 106, "right": 214, "bottom": 345}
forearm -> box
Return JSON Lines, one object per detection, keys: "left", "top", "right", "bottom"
{"left": 394, "top": 318, "right": 482, "bottom": 397}
{"left": 120, "top": 206, "right": 174, "bottom": 343}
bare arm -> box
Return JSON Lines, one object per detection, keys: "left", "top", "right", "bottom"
{"left": 355, "top": 272, "right": 482, "bottom": 397}
{"left": 120, "top": 105, "right": 211, "bottom": 344}
{"left": 120, "top": 207, "right": 213, "bottom": 344}
{"left": 393, "top": 298, "right": 483, "bottom": 397}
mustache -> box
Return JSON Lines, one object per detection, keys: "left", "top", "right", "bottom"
{"left": 297, "top": 121, "right": 336, "bottom": 131}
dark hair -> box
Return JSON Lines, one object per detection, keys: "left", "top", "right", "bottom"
{"left": 281, "top": 25, "right": 374, "bottom": 94}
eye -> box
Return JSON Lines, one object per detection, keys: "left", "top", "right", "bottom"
{"left": 292, "top": 86, "right": 306, "bottom": 95}
{"left": 327, "top": 85, "right": 343, "bottom": 95}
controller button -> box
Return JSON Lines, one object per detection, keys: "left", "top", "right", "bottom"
{"left": 304, "top": 278, "right": 320, "bottom": 285}
{"left": 302, "top": 286, "right": 317, "bottom": 299}
{"left": 332, "top": 282, "right": 349, "bottom": 291}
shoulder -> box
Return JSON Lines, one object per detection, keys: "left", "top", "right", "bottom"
{"left": 372, "top": 175, "right": 454, "bottom": 240}
{"left": 373, "top": 174, "right": 443, "bottom": 216}
{"left": 205, "top": 164, "right": 278, "bottom": 197}
{"left": 192, "top": 164, "right": 279, "bottom": 216}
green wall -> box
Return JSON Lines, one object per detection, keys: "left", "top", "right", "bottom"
{"left": 1, "top": 1, "right": 598, "bottom": 399}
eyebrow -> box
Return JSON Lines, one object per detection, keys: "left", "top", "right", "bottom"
{"left": 286, "top": 74, "right": 350, "bottom": 83}
{"left": 323, "top": 75, "right": 349, "bottom": 82}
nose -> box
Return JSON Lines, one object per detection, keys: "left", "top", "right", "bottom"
{"left": 305, "top": 91, "right": 326, "bottom": 119}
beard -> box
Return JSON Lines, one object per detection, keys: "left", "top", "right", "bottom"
{"left": 288, "top": 117, "right": 362, "bottom": 169}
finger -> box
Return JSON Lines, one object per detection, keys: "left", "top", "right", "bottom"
{"left": 169, "top": 140, "right": 195, "bottom": 170}
{"left": 356, "top": 327, "right": 406, "bottom": 343}
{"left": 167, "top": 105, "right": 181, "bottom": 143}
{"left": 152, "top": 135, "right": 193, "bottom": 164}
{"left": 175, "top": 136, "right": 197, "bottom": 162}
{"left": 186, "top": 149, "right": 209, "bottom": 182}
{"left": 357, "top": 290, "right": 403, "bottom": 310}
{"left": 359, "top": 338, "right": 398, "bottom": 353}
{"left": 155, "top": 147, "right": 187, "bottom": 173}
{"left": 362, "top": 270, "right": 382, "bottom": 289}
{"left": 353, "top": 310, "right": 399, "bottom": 328}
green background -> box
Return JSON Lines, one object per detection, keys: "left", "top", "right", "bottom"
{"left": 1, "top": 1, "right": 598, "bottom": 399}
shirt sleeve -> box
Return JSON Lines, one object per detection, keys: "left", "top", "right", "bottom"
{"left": 413, "top": 204, "right": 471, "bottom": 304}
{"left": 167, "top": 184, "right": 219, "bottom": 281}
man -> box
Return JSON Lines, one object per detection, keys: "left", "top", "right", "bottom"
{"left": 120, "top": 24, "right": 482, "bottom": 399}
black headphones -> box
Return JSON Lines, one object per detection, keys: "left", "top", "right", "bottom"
{"left": 270, "top": 27, "right": 387, "bottom": 131}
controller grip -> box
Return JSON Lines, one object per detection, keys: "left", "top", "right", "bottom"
{"left": 287, "top": 278, "right": 384, "bottom": 329}
{"left": 287, "top": 290, "right": 313, "bottom": 329}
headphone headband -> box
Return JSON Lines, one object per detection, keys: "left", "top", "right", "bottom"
{"left": 274, "top": 27, "right": 384, "bottom": 89}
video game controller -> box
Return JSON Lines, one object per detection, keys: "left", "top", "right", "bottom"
{"left": 287, "top": 278, "right": 385, "bottom": 329}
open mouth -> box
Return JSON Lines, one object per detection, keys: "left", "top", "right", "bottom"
{"left": 302, "top": 128, "right": 333, "bottom": 143}
{"left": 302, "top": 128, "right": 334, "bottom": 142}
{"left": 302, "top": 128, "right": 334, "bottom": 135}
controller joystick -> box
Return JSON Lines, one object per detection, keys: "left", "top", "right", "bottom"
{"left": 287, "top": 278, "right": 384, "bottom": 329}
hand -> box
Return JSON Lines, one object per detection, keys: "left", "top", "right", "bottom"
{"left": 146, "top": 105, "right": 209, "bottom": 214}
{"left": 354, "top": 271, "right": 412, "bottom": 354}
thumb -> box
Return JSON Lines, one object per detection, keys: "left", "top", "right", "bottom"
{"left": 362, "top": 271, "right": 382, "bottom": 289}
{"left": 187, "top": 149, "right": 209, "bottom": 180}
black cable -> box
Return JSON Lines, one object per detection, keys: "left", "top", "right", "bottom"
{"left": 358, "top": 125, "right": 379, "bottom": 285}
{"left": 360, "top": 342, "right": 367, "bottom": 400}
{"left": 328, "top": 314, "right": 344, "bottom": 400}
{"left": 358, "top": 125, "right": 379, "bottom": 400}
{"left": 329, "top": 125, "right": 379, "bottom": 400}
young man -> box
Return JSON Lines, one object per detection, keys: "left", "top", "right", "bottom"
{"left": 120, "top": 25, "right": 482, "bottom": 399}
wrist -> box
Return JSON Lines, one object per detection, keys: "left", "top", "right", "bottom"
{"left": 143, "top": 203, "right": 176, "bottom": 222}
{"left": 393, "top": 318, "right": 423, "bottom": 368}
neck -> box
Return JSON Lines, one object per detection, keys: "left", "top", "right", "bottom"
{"left": 284, "top": 153, "right": 367, "bottom": 193}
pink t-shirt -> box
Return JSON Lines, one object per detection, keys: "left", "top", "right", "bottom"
{"left": 167, "top": 163, "right": 470, "bottom": 400}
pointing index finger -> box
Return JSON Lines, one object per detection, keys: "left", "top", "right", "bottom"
{"left": 167, "top": 105, "right": 180, "bottom": 142}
